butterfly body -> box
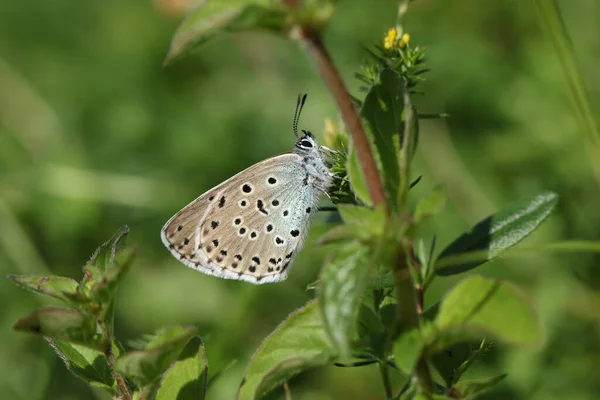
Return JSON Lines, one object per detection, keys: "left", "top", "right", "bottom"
{"left": 161, "top": 131, "right": 332, "bottom": 284}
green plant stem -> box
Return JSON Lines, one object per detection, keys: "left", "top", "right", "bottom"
{"left": 106, "top": 342, "right": 131, "bottom": 400}
{"left": 391, "top": 247, "right": 434, "bottom": 393}
{"left": 292, "top": 2, "right": 434, "bottom": 394}
{"left": 391, "top": 79, "right": 435, "bottom": 392}
{"left": 296, "top": 26, "right": 389, "bottom": 210}
{"left": 534, "top": 0, "right": 600, "bottom": 187}
{"left": 397, "top": 79, "right": 413, "bottom": 211}
{"left": 378, "top": 362, "right": 393, "bottom": 399}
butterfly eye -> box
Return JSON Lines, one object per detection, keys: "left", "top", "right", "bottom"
{"left": 300, "top": 140, "right": 313, "bottom": 148}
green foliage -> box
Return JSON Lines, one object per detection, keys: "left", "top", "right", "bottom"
{"left": 435, "top": 192, "right": 558, "bottom": 276}
{"left": 10, "top": 227, "right": 209, "bottom": 400}
{"left": 7, "top": 1, "right": 600, "bottom": 400}
{"left": 318, "top": 242, "right": 371, "bottom": 361}
{"left": 164, "top": 0, "right": 337, "bottom": 65}
{"left": 360, "top": 68, "right": 405, "bottom": 207}
{"left": 346, "top": 146, "right": 373, "bottom": 205}
{"left": 433, "top": 276, "right": 543, "bottom": 347}
{"left": 238, "top": 300, "right": 336, "bottom": 399}
{"left": 393, "top": 328, "right": 422, "bottom": 374}
{"left": 48, "top": 341, "right": 118, "bottom": 390}
{"left": 115, "top": 326, "right": 198, "bottom": 388}
{"left": 155, "top": 337, "right": 208, "bottom": 400}
{"left": 9, "top": 275, "right": 80, "bottom": 304}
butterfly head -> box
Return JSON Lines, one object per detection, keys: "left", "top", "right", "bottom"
{"left": 294, "top": 129, "right": 319, "bottom": 154}
{"left": 292, "top": 94, "right": 322, "bottom": 156}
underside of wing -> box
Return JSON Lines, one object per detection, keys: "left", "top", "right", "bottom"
{"left": 161, "top": 153, "right": 316, "bottom": 284}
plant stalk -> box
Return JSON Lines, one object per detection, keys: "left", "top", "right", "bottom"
{"left": 534, "top": 0, "right": 600, "bottom": 187}
{"left": 378, "top": 362, "right": 394, "bottom": 399}
{"left": 296, "top": 26, "right": 389, "bottom": 210}
{"left": 106, "top": 342, "right": 131, "bottom": 400}
{"left": 391, "top": 79, "right": 435, "bottom": 392}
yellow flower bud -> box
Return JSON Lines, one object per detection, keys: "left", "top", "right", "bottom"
{"left": 383, "top": 27, "right": 398, "bottom": 50}
{"left": 399, "top": 33, "right": 411, "bottom": 48}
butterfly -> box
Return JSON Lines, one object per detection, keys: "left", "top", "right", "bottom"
{"left": 161, "top": 94, "right": 333, "bottom": 284}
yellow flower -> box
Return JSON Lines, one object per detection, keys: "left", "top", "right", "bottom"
{"left": 399, "top": 32, "right": 411, "bottom": 48}
{"left": 383, "top": 27, "right": 398, "bottom": 50}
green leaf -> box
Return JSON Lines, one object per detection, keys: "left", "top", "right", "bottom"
{"left": 319, "top": 204, "right": 387, "bottom": 245}
{"left": 86, "top": 225, "right": 129, "bottom": 273}
{"left": 165, "top": 0, "right": 287, "bottom": 65}
{"left": 90, "top": 247, "right": 136, "bottom": 303}
{"left": 337, "top": 204, "right": 375, "bottom": 225}
{"left": 435, "top": 276, "right": 543, "bottom": 346}
{"left": 338, "top": 204, "right": 386, "bottom": 233}
{"left": 316, "top": 224, "right": 370, "bottom": 245}
{"left": 360, "top": 68, "right": 406, "bottom": 207}
{"left": 414, "top": 186, "right": 446, "bottom": 221}
{"left": 156, "top": 337, "right": 208, "bottom": 400}
{"left": 346, "top": 145, "right": 372, "bottom": 206}
{"left": 48, "top": 340, "right": 115, "bottom": 390}
{"left": 80, "top": 226, "right": 130, "bottom": 295}
{"left": 115, "top": 326, "right": 198, "bottom": 389}
{"left": 429, "top": 341, "right": 480, "bottom": 388}
{"left": 13, "top": 306, "right": 104, "bottom": 350}
{"left": 238, "top": 300, "right": 335, "bottom": 400}
{"left": 318, "top": 242, "right": 371, "bottom": 361}
{"left": 435, "top": 192, "right": 558, "bottom": 276}
{"left": 455, "top": 374, "right": 507, "bottom": 397}
{"left": 393, "top": 328, "right": 422, "bottom": 374}
{"left": 8, "top": 274, "right": 79, "bottom": 304}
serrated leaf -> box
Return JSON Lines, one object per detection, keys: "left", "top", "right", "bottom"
{"left": 80, "top": 226, "right": 130, "bottom": 296}
{"left": 319, "top": 242, "right": 371, "bottom": 361}
{"left": 156, "top": 337, "right": 208, "bottom": 400}
{"left": 414, "top": 186, "right": 446, "bottom": 221}
{"left": 8, "top": 274, "right": 79, "bottom": 304}
{"left": 435, "top": 192, "right": 558, "bottom": 276}
{"left": 165, "top": 0, "right": 287, "bottom": 65}
{"left": 13, "top": 306, "right": 104, "bottom": 350}
{"left": 455, "top": 374, "right": 507, "bottom": 397}
{"left": 86, "top": 225, "right": 129, "bottom": 273}
{"left": 238, "top": 300, "right": 335, "bottom": 400}
{"left": 393, "top": 328, "right": 422, "bottom": 373}
{"left": 360, "top": 68, "right": 407, "bottom": 207}
{"left": 347, "top": 144, "right": 372, "bottom": 206}
{"left": 90, "top": 248, "right": 136, "bottom": 303}
{"left": 48, "top": 340, "right": 115, "bottom": 390}
{"left": 115, "top": 326, "right": 198, "bottom": 389}
{"left": 435, "top": 276, "right": 543, "bottom": 346}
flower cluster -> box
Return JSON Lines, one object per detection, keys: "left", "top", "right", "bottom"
{"left": 383, "top": 27, "right": 410, "bottom": 50}
{"left": 354, "top": 28, "right": 427, "bottom": 98}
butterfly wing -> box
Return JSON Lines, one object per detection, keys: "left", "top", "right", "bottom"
{"left": 161, "top": 153, "right": 320, "bottom": 284}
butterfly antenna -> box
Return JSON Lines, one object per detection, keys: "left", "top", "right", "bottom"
{"left": 293, "top": 93, "right": 308, "bottom": 138}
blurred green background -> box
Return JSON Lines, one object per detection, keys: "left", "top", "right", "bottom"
{"left": 1, "top": 0, "right": 599, "bottom": 399}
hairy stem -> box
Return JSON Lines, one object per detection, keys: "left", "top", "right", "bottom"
{"left": 398, "top": 78, "right": 413, "bottom": 210}
{"left": 392, "top": 247, "right": 434, "bottom": 393}
{"left": 391, "top": 79, "right": 435, "bottom": 392}
{"left": 296, "top": 26, "right": 389, "bottom": 210}
{"left": 106, "top": 342, "right": 131, "bottom": 400}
